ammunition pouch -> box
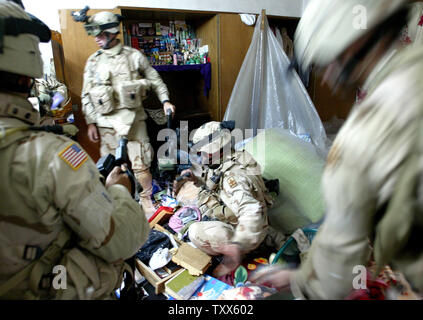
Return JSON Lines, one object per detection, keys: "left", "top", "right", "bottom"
{"left": 89, "top": 85, "right": 115, "bottom": 115}
{"left": 210, "top": 205, "right": 237, "bottom": 225}
{"left": 117, "top": 79, "right": 150, "bottom": 110}
{"left": 55, "top": 247, "right": 132, "bottom": 300}
{"left": 198, "top": 190, "right": 237, "bottom": 225}
{"left": 205, "top": 171, "right": 222, "bottom": 191}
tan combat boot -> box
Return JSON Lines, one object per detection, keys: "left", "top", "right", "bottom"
{"left": 135, "top": 169, "right": 156, "bottom": 219}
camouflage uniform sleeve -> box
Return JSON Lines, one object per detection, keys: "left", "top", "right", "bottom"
{"left": 53, "top": 81, "right": 68, "bottom": 103}
{"left": 289, "top": 118, "right": 376, "bottom": 300}
{"left": 137, "top": 51, "right": 170, "bottom": 103}
{"left": 290, "top": 67, "right": 420, "bottom": 298}
{"left": 290, "top": 170, "right": 374, "bottom": 300}
{"left": 222, "top": 173, "right": 268, "bottom": 252}
{"left": 81, "top": 55, "right": 98, "bottom": 125}
{"left": 33, "top": 135, "right": 149, "bottom": 263}
{"left": 34, "top": 79, "right": 46, "bottom": 96}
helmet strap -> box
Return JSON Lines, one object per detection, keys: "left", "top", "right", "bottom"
{"left": 102, "top": 32, "right": 117, "bottom": 49}
{"left": 0, "top": 71, "right": 33, "bottom": 95}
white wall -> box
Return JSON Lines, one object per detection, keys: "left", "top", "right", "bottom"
{"left": 22, "top": 0, "right": 305, "bottom": 74}
{"left": 302, "top": 0, "right": 312, "bottom": 12}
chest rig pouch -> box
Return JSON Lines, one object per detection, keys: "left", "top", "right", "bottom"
{"left": 89, "top": 85, "right": 115, "bottom": 115}
{"left": 89, "top": 53, "right": 115, "bottom": 115}
{"left": 205, "top": 170, "right": 223, "bottom": 191}
{"left": 117, "top": 79, "right": 150, "bottom": 110}
{"left": 116, "top": 50, "right": 150, "bottom": 110}
{"left": 198, "top": 162, "right": 238, "bottom": 225}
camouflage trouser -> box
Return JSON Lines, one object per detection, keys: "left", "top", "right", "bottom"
{"left": 98, "top": 121, "right": 154, "bottom": 199}
{"left": 188, "top": 221, "right": 235, "bottom": 256}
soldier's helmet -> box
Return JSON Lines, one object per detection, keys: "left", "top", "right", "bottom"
{"left": 294, "top": 0, "right": 406, "bottom": 74}
{"left": 84, "top": 11, "right": 121, "bottom": 36}
{"left": 0, "top": 0, "right": 51, "bottom": 78}
{"left": 192, "top": 121, "right": 233, "bottom": 155}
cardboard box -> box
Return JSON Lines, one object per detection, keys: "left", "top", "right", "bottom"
{"left": 172, "top": 242, "right": 212, "bottom": 276}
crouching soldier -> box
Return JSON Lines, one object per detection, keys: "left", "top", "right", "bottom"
{"left": 179, "top": 122, "right": 284, "bottom": 276}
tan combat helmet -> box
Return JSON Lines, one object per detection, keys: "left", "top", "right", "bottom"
{"left": 294, "top": 0, "right": 406, "bottom": 74}
{"left": 192, "top": 121, "right": 233, "bottom": 155}
{"left": 0, "top": 0, "right": 50, "bottom": 78}
{"left": 84, "top": 11, "right": 121, "bottom": 36}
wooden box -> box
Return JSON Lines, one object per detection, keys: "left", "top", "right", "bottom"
{"left": 135, "top": 258, "right": 182, "bottom": 295}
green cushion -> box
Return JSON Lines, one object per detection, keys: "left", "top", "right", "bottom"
{"left": 244, "top": 128, "right": 326, "bottom": 234}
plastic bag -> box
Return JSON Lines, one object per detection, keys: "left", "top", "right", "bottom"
{"left": 224, "top": 13, "right": 329, "bottom": 158}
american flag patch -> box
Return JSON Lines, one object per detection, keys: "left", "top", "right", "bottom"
{"left": 58, "top": 143, "right": 88, "bottom": 170}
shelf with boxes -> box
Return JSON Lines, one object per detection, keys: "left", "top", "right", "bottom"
{"left": 123, "top": 19, "right": 211, "bottom": 67}
{"left": 118, "top": 9, "right": 216, "bottom": 126}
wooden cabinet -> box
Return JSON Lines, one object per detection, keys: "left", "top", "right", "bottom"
{"left": 307, "top": 71, "right": 356, "bottom": 122}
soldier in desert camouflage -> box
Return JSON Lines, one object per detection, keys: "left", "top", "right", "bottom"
{"left": 80, "top": 10, "right": 176, "bottom": 218}
{"left": 0, "top": 1, "right": 149, "bottom": 299}
{"left": 252, "top": 0, "right": 423, "bottom": 299}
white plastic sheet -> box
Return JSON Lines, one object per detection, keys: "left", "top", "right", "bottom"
{"left": 224, "top": 13, "right": 329, "bottom": 158}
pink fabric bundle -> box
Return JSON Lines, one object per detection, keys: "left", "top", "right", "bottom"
{"left": 168, "top": 206, "right": 201, "bottom": 233}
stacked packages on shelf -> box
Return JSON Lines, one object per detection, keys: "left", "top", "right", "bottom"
{"left": 124, "top": 20, "right": 210, "bottom": 66}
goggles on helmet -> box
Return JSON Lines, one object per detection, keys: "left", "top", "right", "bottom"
{"left": 84, "top": 22, "right": 119, "bottom": 36}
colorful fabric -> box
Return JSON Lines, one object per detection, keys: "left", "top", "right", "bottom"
{"left": 169, "top": 206, "right": 201, "bottom": 233}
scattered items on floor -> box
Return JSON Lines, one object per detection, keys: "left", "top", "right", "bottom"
{"left": 148, "top": 206, "right": 174, "bottom": 228}
{"left": 234, "top": 266, "right": 248, "bottom": 286}
{"left": 165, "top": 269, "right": 205, "bottom": 300}
{"left": 135, "top": 230, "right": 172, "bottom": 264}
{"left": 271, "top": 227, "right": 318, "bottom": 267}
{"left": 346, "top": 262, "right": 421, "bottom": 300}
{"left": 135, "top": 258, "right": 182, "bottom": 295}
{"left": 218, "top": 284, "right": 278, "bottom": 300}
{"left": 169, "top": 206, "right": 201, "bottom": 233}
{"left": 153, "top": 189, "right": 167, "bottom": 202}
{"left": 149, "top": 247, "right": 172, "bottom": 270}
{"left": 171, "top": 242, "right": 212, "bottom": 276}
{"left": 190, "top": 275, "right": 233, "bottom": 300}
{"left": 133, "top": 139, "right": 324, "bottom": 300}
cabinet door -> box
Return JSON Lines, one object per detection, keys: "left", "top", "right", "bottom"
{"left": 59, "top": 8, "right": 123, "bottom": 161}
{"left": 219, "top": 14, "right": 254, "bottom": 119}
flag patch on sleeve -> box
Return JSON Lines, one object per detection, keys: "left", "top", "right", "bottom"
{"left": 59, "top": 143, "right": 88, "bottom": 170}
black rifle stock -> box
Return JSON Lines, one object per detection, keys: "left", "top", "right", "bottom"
{"left": 96, "top": 137, "right": 142, "bottom": 201}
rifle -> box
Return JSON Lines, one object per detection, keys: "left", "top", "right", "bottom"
{"left": 157, "top": 109, "right": 193, "bottom": 196}
{"left": 157, "top": 109, "right": 176, "bottom": 196}
{"left": 96, "top": 137, "right": 142, "bottom": 201}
